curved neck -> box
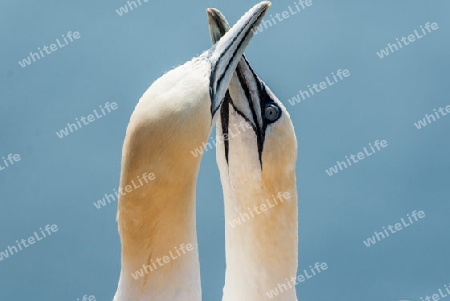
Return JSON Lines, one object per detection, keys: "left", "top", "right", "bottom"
{"left": 220, "top": 168, "right": 298, "bottom": 301}
{"left": 114, "top": 184, "right": 201, "bottom": 301}
{"left": 114, "top": 121, "right": 207, "bottom": 301}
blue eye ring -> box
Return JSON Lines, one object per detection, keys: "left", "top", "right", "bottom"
{"left": 264, "top": 103, "right": 281, "bottom": 122}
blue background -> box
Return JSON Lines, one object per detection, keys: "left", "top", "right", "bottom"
{"left": 1, "top": 0, "right": 449, "bottom": 300}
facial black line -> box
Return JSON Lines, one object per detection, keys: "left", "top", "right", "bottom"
{"left": 220, "top": 91, "right": 231, "bottom": 164}
{"left": 235, "top": 62, "right": 264, "bottom": 166}
{"left": 242, "top": 56, "right": 284, "bottom": 170}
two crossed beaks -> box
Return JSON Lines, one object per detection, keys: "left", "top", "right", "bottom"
{"left": 207, "top": 8, "right": 287, "bottom": 166}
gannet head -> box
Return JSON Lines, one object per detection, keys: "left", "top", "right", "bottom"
{"left": 208, "top": 8, "right": 297, "bottom": 185}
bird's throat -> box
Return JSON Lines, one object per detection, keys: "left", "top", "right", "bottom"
{"left": 221, "top": 173, "right": 298, "bottom": 301}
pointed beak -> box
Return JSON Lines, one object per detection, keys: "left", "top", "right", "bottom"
{"left": 208, "top": 1, "right": 271, "bottom": 117}
{"left": 207, "top": 8, "right": 230, "bottom": 44}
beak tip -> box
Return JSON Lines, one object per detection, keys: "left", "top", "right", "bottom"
{"left": 206, "top": 8, "right": 217, "bottom": 21}
{"left": 261, "top": 1, "right": 272, "bottom": 9}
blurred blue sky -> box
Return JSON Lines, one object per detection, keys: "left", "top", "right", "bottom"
{"left": 1, "top": 1, "right": 449, "bottom": 300}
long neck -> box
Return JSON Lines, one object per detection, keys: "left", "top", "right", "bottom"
{"left": 220, "top": 166, "right": 298, "bottom": 301}
{"left": 114, "top": 120, "right": 206, "bottom": 301}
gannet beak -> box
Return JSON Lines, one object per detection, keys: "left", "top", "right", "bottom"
{"left": 207, "top": 6, "right": 284, "bottom": 166}
{"left": 208, "top": 1, "right": 271, "bottom": 118}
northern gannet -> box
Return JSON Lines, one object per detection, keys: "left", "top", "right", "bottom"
{"left": 113, "top": 2, "right": 271, "bottom": 301}
{"left": 207, "top": 8, "right": 299, "bottom": 301}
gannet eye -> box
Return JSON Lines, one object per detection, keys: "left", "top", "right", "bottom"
{"left": 264, "top": 103, "right": 281, "bottom": 122}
